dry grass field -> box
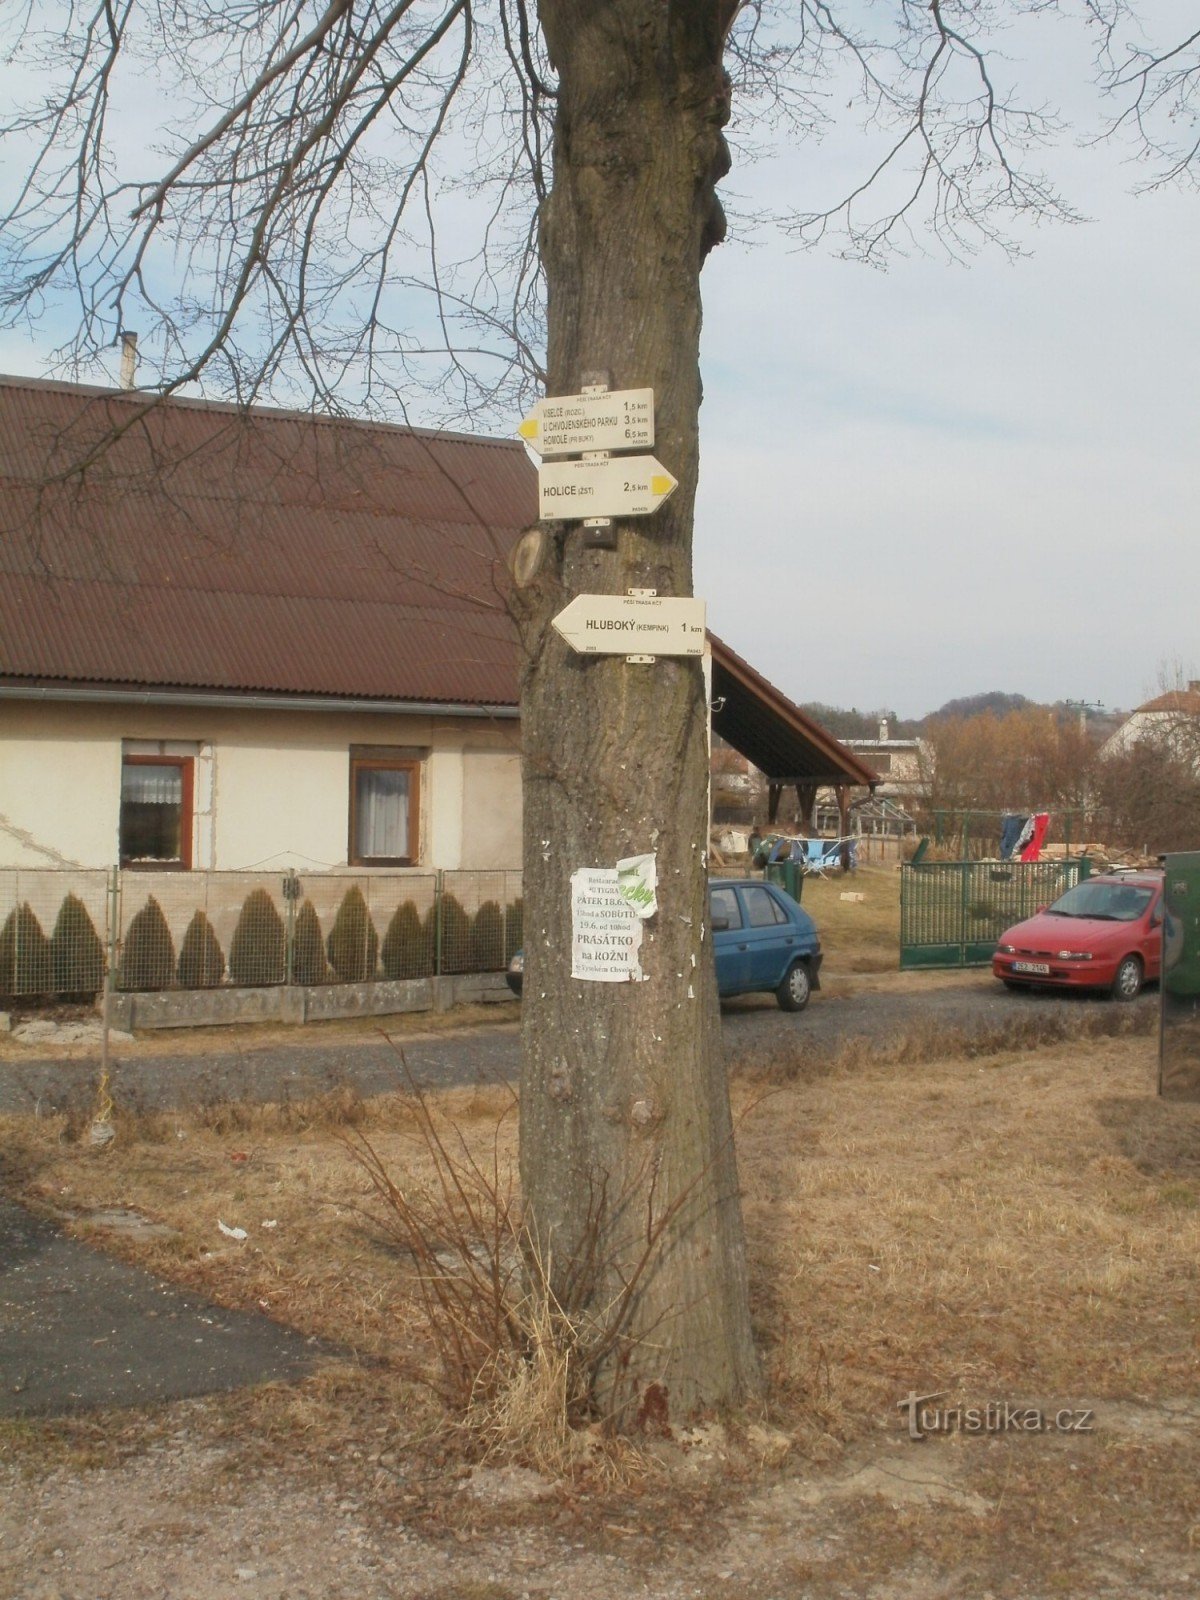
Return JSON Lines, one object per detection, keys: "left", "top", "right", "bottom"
{"left": 3, "top": 998, "right": 1199, "bottom": 1597}
{"left": 785, "top": 863, "right": 903, "bottom": 974}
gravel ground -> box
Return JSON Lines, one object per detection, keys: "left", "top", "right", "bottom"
{"left": 0, "top": 973, "right": 1157, "bottom": 1114}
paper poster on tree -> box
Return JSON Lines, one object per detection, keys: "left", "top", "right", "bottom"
{"left": 571, "top": 866, "right": 649, "bottom": 982}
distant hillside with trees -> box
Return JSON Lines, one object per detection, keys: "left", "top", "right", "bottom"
{"left": 800, "top": 704, "right": 921, "bottom": 740}
{"left": 926, "top": 691, "right": 1034, "bottom": 721}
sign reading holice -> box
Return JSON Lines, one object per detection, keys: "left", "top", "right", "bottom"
{"left": 518, "top": 387, "right": 654, "bottom": 458}
{"left": 536, "top": 455, "right": 677, "bottom": 520}
{"left": 551, "top": 593, "right": 706, "bottom": 657}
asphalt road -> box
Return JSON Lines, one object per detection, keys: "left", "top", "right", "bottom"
{"left": 0, "top": 1197, "right": 327, "bottom": 1418}
{"left": 0, "top": 976, "right": 1158, "bottom": 1115}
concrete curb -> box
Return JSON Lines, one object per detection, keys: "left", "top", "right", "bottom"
{"left": 109, "top": 972, "right": 516, "bottom": 1031}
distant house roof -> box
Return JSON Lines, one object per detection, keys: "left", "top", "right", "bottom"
{"left": 1134, "top": 688, "right": 1200, "bottom": 716}
{"left": 0, "top": 374, "right": 872, "bottom": 789}
{"left": 1098, "top": 685, "right": 1200, "bottom": 762}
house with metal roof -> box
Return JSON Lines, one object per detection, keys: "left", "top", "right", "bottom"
{"left": 0, "top": 375, "right": 873, "bottom": 875}
{"left": 1098, "top": 685, "right": 1200, "bottom": 770}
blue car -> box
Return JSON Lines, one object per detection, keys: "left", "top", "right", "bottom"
{"left": 506, "top": 878, "right": 822, "bottom": 1012}
{"left": 708, "top": 878, "right": 822, "bottom": 1011}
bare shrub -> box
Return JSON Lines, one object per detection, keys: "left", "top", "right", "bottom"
{"left": 343, "top": 1080, "right": 703, "bottom": 1468}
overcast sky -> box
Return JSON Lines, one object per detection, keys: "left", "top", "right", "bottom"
{"left": 0, "top": 4, "right": 1194, "bottom": 721}
{"left": 694, "top": 9, "right": 1199, "bottom": 719}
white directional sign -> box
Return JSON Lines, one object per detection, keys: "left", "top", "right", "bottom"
{"left": 518, "top": 388, "right": 654, "bottom": 457}
{"left": 552, "top": 593, "right": 706, "bottom": 657}
{"left": 537, "top": 456, "right": 677, "bottom": 520}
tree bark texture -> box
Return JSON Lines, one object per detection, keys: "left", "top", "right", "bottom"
{"left": 516, "top": 0, "right": 759, "bottom": 1425}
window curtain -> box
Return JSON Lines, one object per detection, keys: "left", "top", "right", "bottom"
{"left": 356, "top": 768, "right": 409, "bottom": 859}
{"left": 121, "top": 764, "right": 183, "bottom": 804}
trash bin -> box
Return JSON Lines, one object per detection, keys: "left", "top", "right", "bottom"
{"left": 764, "top": 860, "right": 804, "bottom": 904}
{"left": 1161, "top": 851, "right": 1200, "bottom": 1101}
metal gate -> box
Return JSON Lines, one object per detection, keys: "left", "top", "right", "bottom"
{"left": 900, "top": 857, "right": 1092, "bottom": 969}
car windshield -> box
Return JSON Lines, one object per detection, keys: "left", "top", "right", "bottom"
{"left": 1046, "top": 881, "right": 1154, "bottom": 922}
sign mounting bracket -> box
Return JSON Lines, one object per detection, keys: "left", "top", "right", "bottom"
{"left": 580, "top": 371, "right": 616, "bottom": 549}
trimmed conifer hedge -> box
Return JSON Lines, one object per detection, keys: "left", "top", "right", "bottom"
{"left": 50, "top": 894, "right": 107, "bottom": 996}
{"left": 436, "top": 892, "right": 473, "bottom": 974}
{"left": 120, "top": 898, "right": 176, "bottom": 991}
{"left": 380, "top": 901, "right": 433, "bottom": 980}
{"left": 228, "top": 889, "right": 287, "bottom": 986}
{"left": 469, "top": 900, "right": 505, "bottom": 972}
{"left": 292, "top": 899, "right": 328, "bottom": 985}
{"left": 326, "top": 886, "right": 378, "bottom": 982}
{"left": 0, "top": 903, "right": 53, "bottom": 997}
{"left": 177, "top": 911, "right": 226, "bottom": 989}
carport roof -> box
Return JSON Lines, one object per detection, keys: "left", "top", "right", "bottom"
{"left": 711, "top": 637, "right": 879, "bottom": 789}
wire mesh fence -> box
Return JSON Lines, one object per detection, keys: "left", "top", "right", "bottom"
{"left": 0, "top": 869, "right": 111, "bottom": 998}
{"left": 0, "top": 867, "right": 523, "bottom": 1000}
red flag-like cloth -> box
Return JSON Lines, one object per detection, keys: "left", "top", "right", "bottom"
{"left": 1019, "top": 813, "right": 1050, "bottom": 862}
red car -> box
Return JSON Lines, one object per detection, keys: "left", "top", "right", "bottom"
{"left": 993, "top": 872, "right": 1164, "bottom": 1000}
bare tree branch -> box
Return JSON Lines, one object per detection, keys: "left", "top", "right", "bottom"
{"left": 1083, "top": 3, "right": 1200, "bottom": 190}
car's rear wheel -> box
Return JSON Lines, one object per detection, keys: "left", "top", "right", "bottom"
{"left": 1111, "top": 955, "right": 1143, "bottom": 1001}
{"left": 777, "top": 960, "right": 811, "bottom": 1012}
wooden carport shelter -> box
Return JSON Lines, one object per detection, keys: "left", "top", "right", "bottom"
{"left": 709, "top": 637, "right": 878, "bottom": 862}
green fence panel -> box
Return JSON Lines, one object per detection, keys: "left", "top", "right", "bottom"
{"left": 900, "top": 857, "right": 1092, "bottom": 969}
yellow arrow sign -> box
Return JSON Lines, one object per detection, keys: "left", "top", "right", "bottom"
{"left": 517, "top": 387, "right": 655, "bottom": 458}
{"left": 538, "top": 456, "right": 678, "bottom": 519}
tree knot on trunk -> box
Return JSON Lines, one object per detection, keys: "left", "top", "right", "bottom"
{"left": 548, "top": 1062, "right": 573, "bottom": 1100}
{"left": 630, "top": 1096, "right": 663, "bottom": 1129}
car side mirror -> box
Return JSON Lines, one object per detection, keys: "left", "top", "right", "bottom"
{"left": 711, "top": 913, "right": 731, "bottom": 932}
{"left": 1036, "top": 905, "right": 1048, "bottom": 914}
{"left": 1152, "top": 908, "right": 1164, "bottom": 927}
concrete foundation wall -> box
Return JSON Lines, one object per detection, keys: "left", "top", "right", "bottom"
{"left": 109, "top": 972, "right": 516, "bottom": 1030}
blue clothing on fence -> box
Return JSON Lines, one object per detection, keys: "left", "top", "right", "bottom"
{"left": 1000, "top": 814, "right": 1029, "bottom": 860}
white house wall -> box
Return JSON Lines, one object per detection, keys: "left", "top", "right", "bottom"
{"left": 0, "top": 700, "right": 521, "bottom": 871}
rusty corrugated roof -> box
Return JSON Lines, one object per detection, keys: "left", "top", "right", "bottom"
{"left": 0, "top": 374, "right": 532, "bottom": 705}
{"left": 0, "top": 374, "right": 872, "bottom": 787}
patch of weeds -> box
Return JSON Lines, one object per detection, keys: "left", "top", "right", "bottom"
{"left": 0, "top": 1409, "right": 173, "bottom": 1476}
{"left": 342, "top": 1081, "right": 708, "bottom": 1476}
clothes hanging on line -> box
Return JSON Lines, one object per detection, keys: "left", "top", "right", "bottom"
{"left": 1019, "top": 813, "right": 1050, "bottom": 862}
{"left": 1000, "top": 814, "right": 1029, "bottom": 860}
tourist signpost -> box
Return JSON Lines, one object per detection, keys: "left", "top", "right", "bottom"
{"left": 551, "top": 592, "right": 706, "bottom": 657}
{"left": 536, "top": 455, "right": 677, "bottom": 520}
{"left": 518, "top": 387, "right": 654, "bottom": 457}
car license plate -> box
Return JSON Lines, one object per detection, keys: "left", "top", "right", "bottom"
{"left": 1012, "top": 961, "right": 1050, "bottom": 975}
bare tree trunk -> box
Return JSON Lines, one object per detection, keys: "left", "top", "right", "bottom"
{"left": 515, "top": 0, "right": 759, "bottom": 1425}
